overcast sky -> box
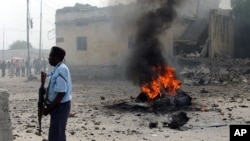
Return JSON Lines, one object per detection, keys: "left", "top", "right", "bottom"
{"left": 0, "top": 0, "right": 231, "bottom": 50}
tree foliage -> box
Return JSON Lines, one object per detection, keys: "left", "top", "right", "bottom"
{"left": 9, "top": 40, "right": 33, "bottom": 50}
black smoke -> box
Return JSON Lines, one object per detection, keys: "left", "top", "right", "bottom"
{"left": 126, "top": 0, "right": 180, "bottom": 86}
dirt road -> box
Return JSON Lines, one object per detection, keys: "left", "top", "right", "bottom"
{"left": 1, "top": 75, "right": 250, "bottom": 141}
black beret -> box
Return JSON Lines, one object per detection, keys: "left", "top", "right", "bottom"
{"left": 51, "top": 46, "right": 66, "bottom": 58}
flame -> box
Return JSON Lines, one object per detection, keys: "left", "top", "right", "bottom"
{"left": 140, "top": 66, "right": 181, "bottom": 100}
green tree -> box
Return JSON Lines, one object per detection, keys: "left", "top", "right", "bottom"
{"left": 231, "top": 0, "right": 250, "bottom": 58}
{"left": 9, "top": 40, "right": 33, "bottom": 50}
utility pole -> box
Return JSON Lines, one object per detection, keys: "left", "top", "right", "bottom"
{"left": 196, "top": 0, "right": 200, "bottom": 19}
{"left": 2, "top": 26, "right": 4, "bottom": 61}
{"left": 27, "top": 0, "right": 31, "bottom": 78}
{"left": 39, "top": 0, "right": 43, "bottom": 72}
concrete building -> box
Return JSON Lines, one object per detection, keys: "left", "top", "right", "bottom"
{"left": 55, "top": 0, "right": 221, "bottom": 67}
{"left": 56, "top": 0, "right": 223, "bottom": 77}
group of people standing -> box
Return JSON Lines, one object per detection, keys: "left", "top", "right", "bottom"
{"left": 0, "top": 60, "right": 24, "bottom": 77}
{"left": 0, "top": 57, "right": 48, "bottom": 78}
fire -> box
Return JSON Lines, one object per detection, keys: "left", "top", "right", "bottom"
{"left": 140, "top": 66, "right": 181, "bottom": 100}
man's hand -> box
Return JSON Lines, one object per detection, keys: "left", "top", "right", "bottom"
{"left": 43, "top": 93, "right": 65, "bottom": 116}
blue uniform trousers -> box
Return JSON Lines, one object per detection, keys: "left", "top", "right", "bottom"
{"left": 48, "top": 101, "right": 71, "bottom": 141}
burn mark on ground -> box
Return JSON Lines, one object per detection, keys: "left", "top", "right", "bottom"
{"left": 104, "top": 89, "right": 193, "bottom": 114}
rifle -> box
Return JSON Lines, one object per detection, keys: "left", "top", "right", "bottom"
{"left": 37, "top": 71, "right": 47, "bottom": 136}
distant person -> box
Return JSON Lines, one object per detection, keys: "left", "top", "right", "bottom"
{"left": 10, "top": 60, "right": 15, "bottom": 78}
{"left": 21, "top": 60, "right": 25, "bottom": 77}
{"left": 7, "top": 61, "right": 11, "bottom": 76}
{"left": 1, "top": 61, "right": 6, "bottom": 77}
{"left": 15, "top": 60, "right": 21, "bottom": 77}
{"left": 43, "top": 46, "right": 72, "bottom": 141}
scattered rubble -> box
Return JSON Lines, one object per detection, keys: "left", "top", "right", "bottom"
{"left": 176, "top": 56, "right": 250, "bottom": 86}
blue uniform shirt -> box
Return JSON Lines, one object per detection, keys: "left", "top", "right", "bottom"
{"left": 47, "top": 62, "right": 72, "bottom": 104}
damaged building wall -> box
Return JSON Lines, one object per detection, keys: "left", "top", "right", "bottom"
{"left": 55, "top": 1, "right": 221, "bottom": 67}
{"left": 173, "top": 0, "right": 220, "bottom": 56}
{"left": 208, "top": 9, "right": 234, "bottom": 58}
{"left": 56, "top": 4, "right": 129, "bottom": 66}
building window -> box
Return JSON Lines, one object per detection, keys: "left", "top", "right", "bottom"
{"left": 56, "top": 37, "right": 64, "bottom": 43}
{"left": 77, "top": 37, "right": 87, "bottom": 51}
{"left": 128, "top": 35, "right": 136, "bottom": 49}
